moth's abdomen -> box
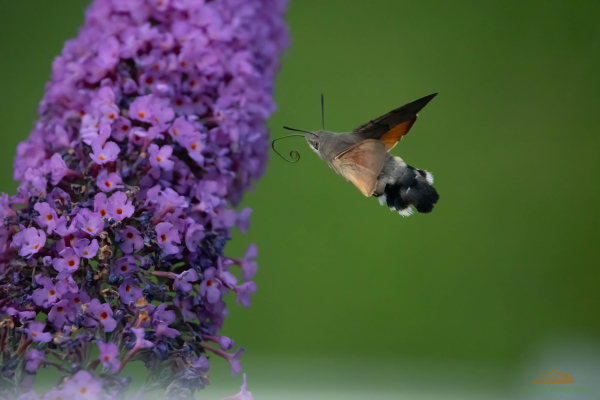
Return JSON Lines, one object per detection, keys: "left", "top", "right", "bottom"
{"left": 374, "top": 156, "right": 439, "bottom": 216}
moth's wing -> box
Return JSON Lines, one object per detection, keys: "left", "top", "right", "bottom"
{"left": 352, "top": 93, "right": 437, "bottom": 151}
{"left": 329, "top": 139, "right": 387, "bottom": 197}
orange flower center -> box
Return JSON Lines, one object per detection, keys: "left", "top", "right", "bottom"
{"left": 161, "top": 234, "right": 167, "bottom": 242}
{"left": 120, "top": 265, "right": 127, "bottom": 272}
{"left": 126, "top": 284, "right": 131, "bottom": 293}
{"left": 156, "top": 156, "right": 162, "bottom": 162}
{"left": 207, "top": 280, "right": 213, "bottom": 287}
{"left": 191, "top": 143, "right": 197, "bottom": 150}
{"left": 105, "top": 181, "right": 111, "bottom": 187}
{"left": 74, "top": 298, "right": 80, "bottom": 304}
{"left": 138, "top": 111, "right": 145, "bottom": 118}
{"left": 80, "top": 387, "right": 87, "bottom": 395}
{"left": 68, "top": 260, "right": 75, "bottom": 267}
{"left": 116, "top": 208, "right": 123, "bottom": 215}
{"left": 46, "top": 214, "right": 53, "bottom": 221}
{"left": 49, "top": 290, "right": 55, "bottom": 296}
{"left": 100, "top": 210, "right": 107, "bottom": 217}
{"left": 98, "top": 155, "right": 106, "bottom": 161}
{"left": 104, "top": 355, "right": 110, "bottom": 361}
{"left": 100, "top": 312, "right": 108, "bottom": 320}
{"left": 57, "top": 307, "right": 63, "bottom": 313}
{"left": 126, "top": 232, "right": 134, "bottom": 239}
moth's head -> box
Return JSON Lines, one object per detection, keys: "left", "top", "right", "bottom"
{"left": 305, "top": 131, "right": 322, "bottom": 154}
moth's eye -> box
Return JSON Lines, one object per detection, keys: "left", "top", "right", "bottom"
{"left": 313, "top": 142, "right": 319, "bottom": 150}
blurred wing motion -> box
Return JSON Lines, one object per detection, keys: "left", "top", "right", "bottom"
{"left": 353, "top": 93, "right": 437, "bottom": 151}
{"left": 330, "top": 139, "right": 387, "bottom": 196}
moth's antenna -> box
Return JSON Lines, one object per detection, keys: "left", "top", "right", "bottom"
{"left": 272, "top": 133, "right": 306, "bottom": 163}
{"left": 283, "top": 126, "right": 311, "bottom": 135}
{"left": 321, "top": 93, "right": 325, "bottom": 130}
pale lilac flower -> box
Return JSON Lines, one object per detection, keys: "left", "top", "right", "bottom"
{"left": 200, "top": 268, "right": 220, "bottom": 303}
{"left": 193, "top": 354, "right": 210, "bottom": 372}
{"left": 15, "top": 227, "right": 46, "bottom": 258}
{"left": 90, "top": 138, "right": 120, "bottom": 165}
{"left": 235, "top": 282, "right": 257, "bottom": 308}
{"left": 34, "top": 202, "right": 58, "bottom": 234}
{"left": 62, "top": 370, "right": 102, "bottom": 400}
{"left": 96, "top": 169, "right": 123, "bottom": 192}
{"left": 131, "top": 327, "right": 153, "bottom": 349}
{"left": 219, "top": 373, "right": 254, "bottom": 400}
{"left": 236, "top": 207, "right": 252, "bottom": 234}
{"left": 76, "top": 209, "right": 104, "bottom": 236}
{"left": 44, "top": 154, "right": 69, "bottom": 185}
{"left": 156, "top": 322, "right": 180, "bottom": 339}
{"left": 107, "top": 191, "right": 135, "bottom": 221}
{"left": 237, "top": 243, "right": 258, "bottom": 281}
{"left": 32, "top": 274, "right": 61, "bottom": 307}
{"left": 97, "top": 340, "right": 119, "bottom": 372}
{"left": 148, "top": 144, "right": 174, "bottom": 171}
{"left": 73, "top": 238, "right": 99, "bottom": 259}
{"left": 55, "top": 271, "right": 79, "bottom": 295}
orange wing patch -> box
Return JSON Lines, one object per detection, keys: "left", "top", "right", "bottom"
{"left": 380, "top": 117, "right": 417, "bottom": 151}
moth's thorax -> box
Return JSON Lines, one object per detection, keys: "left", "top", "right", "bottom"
{"left": 308, "top": 131, "right": 365, "bottom": 161}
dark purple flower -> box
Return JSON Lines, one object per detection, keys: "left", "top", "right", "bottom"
{"left": 118, "top": 226, "right": 144, "bottom": 254}
{"left": 25, "top": 322, "right": 51, "bottom": 343}
{"left": 114, "top": 255, "right": 139, "bottom": 278}
{"left": 32, "top": 274, "right": 61, "bottom": 307}
{"left": 52, "top": 247, "right": 80, "bottom": 273}
{"left": 119, "top": 278, "right": 143, "bottom": 305}
{"left": 48, "top": 299, "right": 75, "bottom": 328}
{"left": 155, "top": 222, "right": 180, "bottom": 255}
{"left": 85, "top": 299, "right": 116, "bottom": 332}
{"left": 174, "top": 268, "right": 198, "bottom": 292}
{"left": 25, "top": 349, "right": 46, "bottom": 372}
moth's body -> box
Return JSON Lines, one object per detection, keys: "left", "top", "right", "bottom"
{"left": 303, "top": 93, "right": 440, "bottom": 216}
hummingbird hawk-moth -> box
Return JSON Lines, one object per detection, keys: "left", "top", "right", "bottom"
{"left": 272, "top": 93, "right": 439, "bottom": 216}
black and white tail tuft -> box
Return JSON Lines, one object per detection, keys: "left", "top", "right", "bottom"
{"left": 374, "top": 156, "right": 439, "bottom": 216}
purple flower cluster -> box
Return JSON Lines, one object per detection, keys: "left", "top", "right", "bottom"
{"left": 0, "top": 0, "right": 288, "bottom": 399}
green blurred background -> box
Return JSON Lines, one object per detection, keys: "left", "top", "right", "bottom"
{"left": 1, "top": 1, "right": 599, "bottom": 398}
